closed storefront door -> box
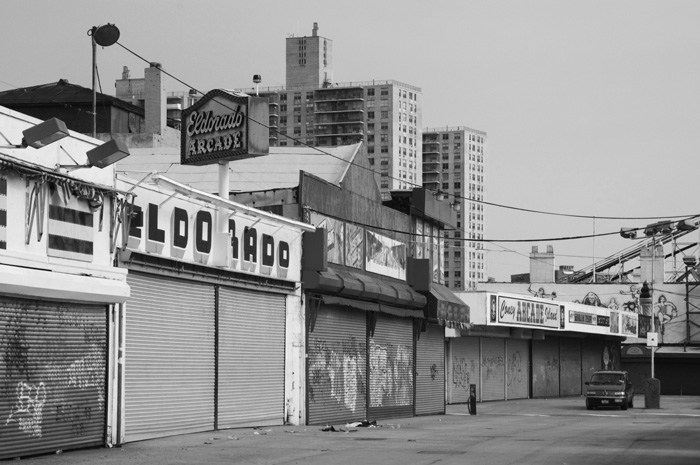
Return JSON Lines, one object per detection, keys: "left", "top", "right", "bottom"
{"left": 218, "top": 287, "right": 286, "bottom": 428}
{"left": 448, "top": 337, "right": 480, "bottom": 403}
{"left": 560, "top": 338, "right": 582, "bottom": 396}
{"left": 481, "top": 338, "right": 506, "bottom": 401}
{"left": 369, "top": 314, "right": 414, "bottom": 420}
{"left": 506, "top": 339, "right": 529, "bottom": 400}
{"left": 581, "top": 339, "right": 604, "bottom": 390}
{"left": 307, "top": 306, "right": 367, "bottom": 425}
{"left": 532, "top": 337, "right": 560, "bottom": 398}
{"left": 125, "top": 272, "right": 215, "bottom": 442}
{"left": 0, "top": 297, "right": 107, "bottom": 459}
{"left": 415, "top": 323, "right": 445, "bottom": 416}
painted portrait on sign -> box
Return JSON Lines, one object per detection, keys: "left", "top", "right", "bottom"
{"left": 317, "top": 217, "right": 344, "bottom": 265}
{"left": 365, "top": 230, "right": 406, "bottom": 280}
{"left": 345, "top": 223, "right": 363, "bottom": 269}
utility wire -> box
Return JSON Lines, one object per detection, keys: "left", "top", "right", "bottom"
{"left": 114, "top": 41, "right": 700, "bottom": 224}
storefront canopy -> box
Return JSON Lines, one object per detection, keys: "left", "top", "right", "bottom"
{"left": 303, "top": 267, "right": 426, "bottom": 310}
{"left": 423, "top": 283, "right": 470, "bottom": 328}
{"left": 317, "top": 294, "right": 424, "bottom": 318}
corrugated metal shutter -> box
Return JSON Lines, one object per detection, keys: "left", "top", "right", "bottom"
{"left": 125, "top": 272, "right": 215, "bottom": 442}
{"left": 532, "top": 337, "right": 560, "bottom": 398}
{"left": 448, "top": 337, "right": 480, "bottom": 403}
{"left": 0, "top": 297, "right": 106, "bottom": 459}
{"left": 481, "top": 338, "right": 505, "bottom": 401}
{"left": 307, "top": 305, "right": 367, "bottom": 425}
{"left": 506, "top": 339, "right": 529, "bottom": 400}
{"left": 415, "top": 323, "right": 445, "bottom": 415}
{"left": 560, "top": 338, "right": 582, "bottom": 396}
{"left": 581, "top": 339, "right": 603, "bottom": 391}
{"left": 218, "top": 287, "right": 285, "bottom": 428}
{"left": 369, "top": 314, "right": 414, "bottom": 420}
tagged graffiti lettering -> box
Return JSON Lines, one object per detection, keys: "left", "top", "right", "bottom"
{"left": 5, "top": 382, "right": 48, "bottom": 438}
{"left": 369, "top": 340, "right": 412, "bottom": 408}
{"left": 507, "top": 351, "right": 523, "bottom": 387}
{"left": 430, "top": 364, "right": 438, "bottom": 381}
{"left": 307, "top": 338, "right": 365, "bottom": 413}
{"left": 452, "top": 357, "right": 475, "bottom": 391}
{"left": 482, "top": 355, "right": 505, "bottom": 380}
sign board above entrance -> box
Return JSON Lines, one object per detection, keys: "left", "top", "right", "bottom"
{"left": 181, "top": 89, "right": 269, "bottom": 166}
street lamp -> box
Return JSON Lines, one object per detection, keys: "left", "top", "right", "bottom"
{"left": 88, "top": 24, "right": 120, "bottom": 138}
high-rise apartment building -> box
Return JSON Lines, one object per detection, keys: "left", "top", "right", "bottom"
{"left": 422, "top": 127, "right": 487, "bottom": 291}
{"left": 245, "top": 24, "right": 422, "bottom": 198}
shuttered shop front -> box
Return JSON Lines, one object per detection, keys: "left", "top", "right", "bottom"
{"left": 0, "top": 297, "right": 106, "bottom": 459}
{"left": 448, "top": 337, "right": 480, "bottom": 403}
{"left": 581, "top": 339, "right": 604, "bottom": 390}
{"left": 506, "top": 339, "right": 529, "bottom": 400}
{"left": 532, "top": 337, "right": 560, "bottom": 398}
{"left": 481, "top": 338, "right": 506, "bottom": 401}
{"left": 307, "top": 306, "right": 367, "bottom": 425}
{"left": 415, "top": 323, "right": 445, "bottom": 416}
{"left": 560, "top": 338, "right": 582, "bottom": 396}
{"left": 369, "top": 314, "right": 414, "bottom": 420}
{"left": 125, "top": 273, "right": 215, "bottom": 442}
{"left": 218, "top": 287, "right": 285, "bottom": 428}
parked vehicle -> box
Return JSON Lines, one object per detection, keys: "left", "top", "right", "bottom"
{"left": 584, "top": 371, "right": 635, "bottom": 410}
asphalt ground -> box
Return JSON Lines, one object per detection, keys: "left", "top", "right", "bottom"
{"left": 17, "top": 395, "right": 700, "bottom": 465}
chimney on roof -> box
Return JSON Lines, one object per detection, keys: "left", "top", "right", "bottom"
{"left": 145, "top": 62, "right": 166, "bottom": 135}
{"left": 312, "top": 22, "right": 318, "bottom": 36}
{"left": 122, "top": 66, "right": 130, "bottom": 79}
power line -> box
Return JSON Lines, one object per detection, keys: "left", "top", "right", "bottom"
{"left": 113, "top": 40, "right": 700, "bottom": 224}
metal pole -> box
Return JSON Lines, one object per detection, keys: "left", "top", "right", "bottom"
{"left": 651, "top": 236, "right": 655, "bottom": 379}
{"left": 92, "top": 34, "right": 97, "bottom": 138}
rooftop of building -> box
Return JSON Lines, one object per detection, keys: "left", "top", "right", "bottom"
{"left": 234, "top": 79, "right": 422, "bottom": 95}
{"left": 0, "top": 79, "right": 144, "bottom": 113}
{"left": 117, "top": 143, "right": 362, "bottom": 194}
{"left": 423, "top": 126, "right": 488, "bottom": 136}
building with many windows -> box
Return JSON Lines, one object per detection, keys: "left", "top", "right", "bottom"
{"left": 422, "top": 126, "right": 487, "bottom": 291}
{"left": 237, "top": 23, "right": 422, "bottom": 199}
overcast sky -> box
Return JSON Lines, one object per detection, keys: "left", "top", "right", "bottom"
{"left": 3, "top": 0, "right": 699, "bottom": 281}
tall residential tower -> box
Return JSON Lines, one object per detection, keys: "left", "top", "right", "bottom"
{"left": 422, "top": 126, "right": 487, "bottom": 291}
{"left": 244, "top": 24, "right": 422, "bottom": 198}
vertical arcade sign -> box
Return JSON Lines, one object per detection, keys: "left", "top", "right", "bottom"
{"left": 181, "top": 89, "right": 268, "bottom": 166}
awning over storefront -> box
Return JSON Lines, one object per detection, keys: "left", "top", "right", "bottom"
{"left": 423, "top": 283, "right": 470, "bottom": 328}
{"left": 303, "top": 267, "right": 426, "bottom": 309}
{"left": 318, "top": 294, "right": 424, "bottom": 318}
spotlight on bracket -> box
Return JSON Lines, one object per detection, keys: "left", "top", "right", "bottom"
{"left": 59, "top": 139, "right": 130, "bottom": 171}
{"left": 21, "top": 118, "right": 70, "bottom": 148}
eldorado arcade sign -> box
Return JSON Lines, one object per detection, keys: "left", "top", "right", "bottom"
{"left": 181, "top": 89, "right": 269, "bottom": 166}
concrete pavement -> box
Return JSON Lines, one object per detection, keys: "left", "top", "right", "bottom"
{"left": 19, "top": 395, "right": 700, "bottom": 464}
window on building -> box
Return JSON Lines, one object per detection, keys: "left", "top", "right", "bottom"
{"left": 381, "top": 111, "right": 388, "bottom": 119}
{"left": 368, "top": 111, "right": 375, "bottom": 119}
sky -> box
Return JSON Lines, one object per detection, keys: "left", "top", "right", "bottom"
{"left": 2, "top": 0, "right": 699, "bottom": 281}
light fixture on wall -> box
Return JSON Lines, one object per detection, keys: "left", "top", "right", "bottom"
{"left": 450, "top": 200, "right": 461, "bottom": 212}
{"left": 0, "top": 118, "right": 70, "bottom": 149}
{"left": 433, "top": 191, "right": 447, "bottom": 201}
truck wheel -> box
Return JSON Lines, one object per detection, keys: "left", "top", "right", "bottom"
{"left": 629, "top": 397, "right": 634, "bottom": 408}
{"left": 586, "top": 399, "right": 593, "bottom": 410}
{"left": 621, "top": 400, "right": 628, "bottom": 410}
